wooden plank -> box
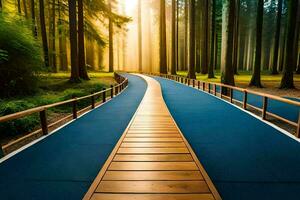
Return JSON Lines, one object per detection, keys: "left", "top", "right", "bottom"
{"left": 117, "top": 147, "right": 189, "bottom": 154}
{"left": 91, "top": 194, "right": 215, "bottom": 200}
{"left": 124, "top": 138, "right": 183, "bottom": 142}
{"left": 113, "top": 154, "right": 194, "bottom": 162}
{"left": 108, "top": 162, "right": 199, "bottom": 171}
{"left": 103, "top": 171, "right": 204, "bottom": 181}
{"left": 120, "top": 142, "right": 186, "bottom": 148}
{"left": 96, "top": 181, "right": 210, "bottom": 194}
{"left": 126, "top": 134, "right": 181, "bottom": 138}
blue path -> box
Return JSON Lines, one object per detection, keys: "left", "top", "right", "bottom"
{"left": 153, "top": 76, "right": 300, "bottom": 200}
{"left": 0, "top": 74, "right": 147, "bottom": 200}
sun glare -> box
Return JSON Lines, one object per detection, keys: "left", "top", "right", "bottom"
{"left": 124, "top": 0, "right": 138, "bottom": 14}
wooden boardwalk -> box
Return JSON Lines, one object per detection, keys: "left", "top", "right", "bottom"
{"left": 83, "top": 74, "right": 221, "bottom": 200}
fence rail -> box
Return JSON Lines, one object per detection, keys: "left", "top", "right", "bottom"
{"left": 0, "top": 73, "right": 128, "bottom": 157}
{"left": 146, "top": 72, "right": 300, "bottom": 138}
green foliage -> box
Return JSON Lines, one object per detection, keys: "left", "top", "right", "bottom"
{"left": 0, "top": 13, "right": 43, "bottom": 98}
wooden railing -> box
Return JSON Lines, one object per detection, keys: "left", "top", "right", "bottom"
{"left": 146, "top": 72, "right": 300, "bottom": 138}
{"left": 0, "top": 73, "right": 129, "bottom": 157}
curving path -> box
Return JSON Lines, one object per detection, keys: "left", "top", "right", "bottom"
{"left": 0, "top": 74, "right": 147, "bottom": 200}
{"left": 153, "top": 76, "right": 300, "bottom": 200}
{"left": 83, "top": 74, "right": 220, "bottom": 200}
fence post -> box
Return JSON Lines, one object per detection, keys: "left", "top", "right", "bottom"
{"left": 91, "top": 93, "right": 95, "bottom": 109}
{"left": 230, "top": 88, "right": 233, "bottom": 103}
{"left": 198, "top": 81, "right": 200, "bottom": 89}
{"left": 110, "top": 85, "right": 114, "bottom": 99}
{"left": 220, "top": 85, "right": 223, "bottom": 98}
{"left": 72, "top": 97, "right": 77, "bottom": 119}
{"left": 296, "top": 111, "right": 300, "bottom": 138}
{"left": 0, "top": 146, "right": 3, "bottom": 158}
{"left": 102, "top": 88, "right": 106, "bottom": 103}
{"left": 202, "top": 82, "right": 205, "bottom": 91}
{"left": 208, "top": 83, "right": 211, "bottom": 93}
{"left": 40, "top": 109, "right": 48, "bottom": 135}
{"left": 214, "top": 84, "right": 217, "bottom": 96}
{"left": 262, "top": 96, "right": 268, "bottom": 120}
{"left": 193, "top": 79, "right": 195, "bottom": 87}
{"left": 181, "top": 77, "right": 183, "bottom": 83}
{"left": 243, "top": 90, "right": 248, "bottom": 110}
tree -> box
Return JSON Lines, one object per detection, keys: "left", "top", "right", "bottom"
{"left": 78, "top": 0, "right": 89, "bottom": 79}
{"left": 108, "top": 0, "right": 114, "bottom": 72}
{"left": 187, "top": 0, "right": 196, "bottom": 78}
{"left": 280, "top": 0, "right": 298, "bottom": 88}
{"left": 58, "top": 0, "right": 67, "bottom": 71}
{"left": 159, "top": 0, "right": 167, "bottom": 73}
{"left": 208, "top": 0, "right": 216, "bottom": 78}
{"left": 233, "top": 0, "right": 240, "bottom": 74}
{"left": 39, "top": 0, "right": 49, "bottom": 67}
{"left": 68, "top": 0, "right": 80, "bottom": 82}
{"left": 249, "top": 0, "right": 263, "bottom": 87}
{"left": 17, "top": 0, "right": 21, "bottom": 14}
{"left": 221, "top": 0, "right": 235, "bottom": 86}
{"left": 171, "top": 0, "right": 176, "bottom": 75}
{"left": 201, "top": 0, "right": 208, "bottom": 74}
{"left": 272, "top": 0, "right": 283, "bottom": 75}
{"left": 184, "top": 0, "right": 188, "bottom": 71}
{"left": 0, "top": 0, "right": 2, "bottom": 11}
{"left": 50, "top": 0, "right": 57, "bottom": 72}
{"left": 138, "top": 0, "right": 142, "bottom": 72}
{"left": 31, "top": 0, "right": 37, "bottom": 37}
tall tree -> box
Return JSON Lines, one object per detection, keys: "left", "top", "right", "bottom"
{"left": 188, "top": 0, "right": 196, "bottom": 78}
{"left": 184, "top": 0, "right": 188, "bottom": 71}
{"left": 249, "top": 0, "right": 263, "bottom": 87}
{"left": 39, "top": 0, "right": 49, "bottom": 67}
{"left": 78, "top": 0, "right": 89, "bottom": 79}
{"left": 208, "top": 0, "right": 216, "bottom": 78}
{"left": 272, "top": 0, "right": 283, "bottom": 74}
{"left": 50, "top": 0, "right": 57, "bottom": 72}
{"left": 108, "top": 0, "right": 114, "bottom": 72}
{"left": 201, "top": 0, "right": 208, "bottom": 74}
{"left": 280, "top": 0, "right": 298, "bottom": 88}
{"left": 233, "top": 0, "right": 240, "bottom": 74}
{"left": 17, "top": 0, "right": 21, "bottom": 14}
{"left": 159, "top": 0, "right": 167, "bottom": 73}
{"left": 58, "top": 0, "right": 68, "bottom": 71}
{"left": 0, "top": 0, "right": 2, "bottom": 11}
{"left": 138, "top": 0, "right": 142, "bottom": 72}
{"left": 68, "top": 0, "right": 80, "bottom": 82}
{"left": 221, "top": 0, "right": 235, "bottom": 86}
{"left": 31, "top": 0, "right": 37, "bottom": 37}
{"left": 171, "top": 0, "right": 176, "bottom": 75}
{"left": 23, "top": 0, "right": 28, "bottom": 18}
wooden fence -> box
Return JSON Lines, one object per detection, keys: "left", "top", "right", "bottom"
{"left": 0, "top": 73, "right": 128, "bottom": 157}
{"left": 146, "top": 72, "right": 300, "bottom": 138}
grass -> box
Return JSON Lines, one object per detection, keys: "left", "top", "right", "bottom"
{"left": 177, "top": 70, "right": 300, "bottom": 98}
{"left": 0, "top": 72, "right": 116, "bottom": 143}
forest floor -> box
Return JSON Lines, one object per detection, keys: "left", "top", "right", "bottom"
{"left": 178, "top": 71, "right": 300, "bottom": 98}
{"left": 0, "top": 72, "right": 116, "bottom": 145}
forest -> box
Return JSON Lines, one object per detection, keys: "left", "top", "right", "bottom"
{"left": 0, "top": 0, "right": 299, "bottom": 141}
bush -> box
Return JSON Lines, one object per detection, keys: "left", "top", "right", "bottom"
{"left": 0, "top": 13, "right": 43, "bottom": 97}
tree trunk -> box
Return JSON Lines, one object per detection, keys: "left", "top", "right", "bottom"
{"left": 184, "top": 0, "right": 188, "bottom": 71}
{"left": 171, "top": 0, "right": 177, "bottom": 75}
{"left": 176, "top": 0, "right": 179, "bottom": 71}
{"left": 272, "top": 0, "right": 283, "bottom": 74}
{"left": 188, "top": 0, "right": 196, "bottom": 79}
{"left": 201, "top": 0, "right": 208, "bottom": 74}
{"left": 50, "top": 0, "right": 57, "bottom": 72}
{"left": 0, "top": 0, "right": 2, "bottom": 11}
{"left": 159, "top": 0, "right": 167, "bottom": 74}
{"left": 233, "top": 0, "right": 240, "bottom": 74}
{"left": 23, "top": 0, "right": 28, "bottom": 18}
{"left": 58, "top": 0, "right": 68, "bottom": 71}
{"left": 68, "top": 0, "right": 80, "bottom": 82}
{"left": 17, "top": 0, "right": 21, "bottom": 13}
{"left": 138, "top": 0, "right": 142, "bottom": 72}
{"left": 221, "top": 0, "right": 235, "bottom": 86}
{"left": 208, "top": 0, "right": 216, "bottom": 78}
{"left": 296, "top": 53, "right": 300, "bottom": 74}
{"left": 78, "top": 0, "right": 89, "bottom": 79}
{"left": 31, "top": 0, "right": 38, "bottom": 37}
{"left": 39, "top": 0, "right": 49, "bottom": 67}
{"left": 249, "top": 0, "right": 263, "bottom": 87}
{"left": 280, "top": 0, "right": 298, "bottom": 88}
{"left": 108, "top": 0, "right": 114, "bottom": 72}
